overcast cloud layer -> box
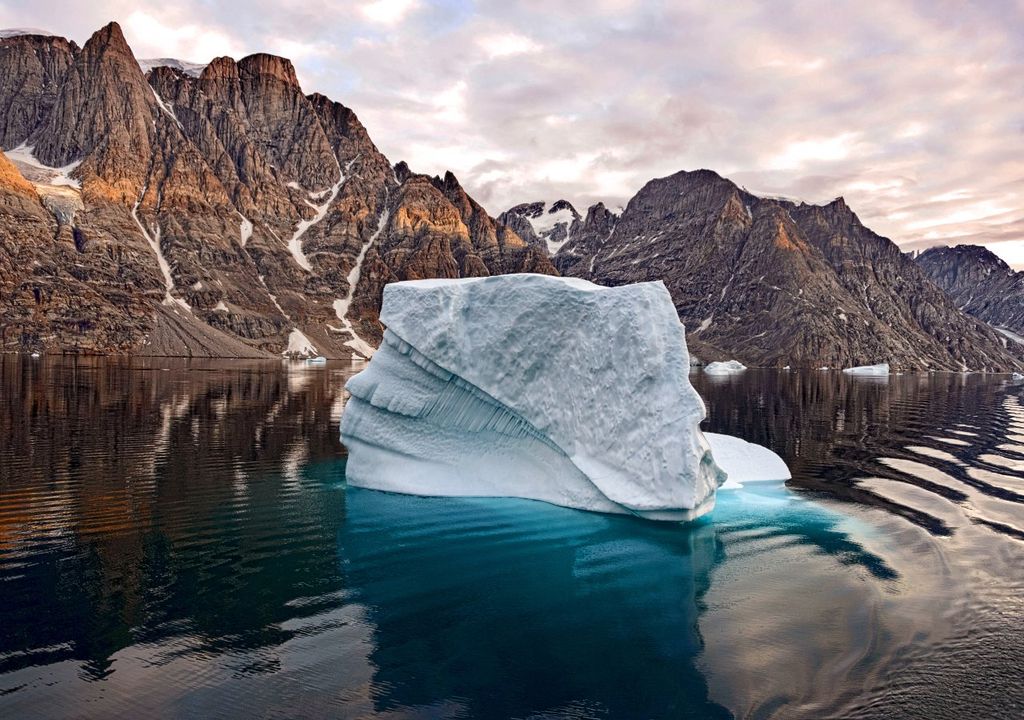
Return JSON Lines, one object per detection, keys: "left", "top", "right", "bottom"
{"left": 2, "top": 0, "right": 1022, "bottom": 265}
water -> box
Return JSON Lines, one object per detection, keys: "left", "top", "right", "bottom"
{"left": 0, "top": 357, "right": 1021, "bottom": 719}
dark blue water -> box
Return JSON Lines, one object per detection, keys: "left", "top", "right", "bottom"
{"left": 0, "top": 357, "right": 1021, "bottom": 718}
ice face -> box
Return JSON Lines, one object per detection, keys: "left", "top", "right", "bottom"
{"left": 341, "top": 274, "right": 728, "bottom": 521}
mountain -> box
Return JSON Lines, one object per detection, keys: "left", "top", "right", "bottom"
{"left": 0, "top": 22, "right": 552, "bottom": 357}
{"left": 916, "top": 245, "right": 1024, "bottom": 345}
{"left": 498, "top": 199, "right": 581, "bottom": 256}
{"left": 544, "top": 169, "right": 1020, "bottom": 371}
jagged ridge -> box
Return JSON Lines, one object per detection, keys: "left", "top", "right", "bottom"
{"left": 0, "top": 22, "right": 553, "bottom": 357}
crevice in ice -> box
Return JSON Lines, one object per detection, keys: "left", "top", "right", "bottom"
{"left": 356, "top": 330, "right": 568, "bottom": 454}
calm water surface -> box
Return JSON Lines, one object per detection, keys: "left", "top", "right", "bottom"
{"left": 0, "top": 357, "right": 1022, "bottom": 719}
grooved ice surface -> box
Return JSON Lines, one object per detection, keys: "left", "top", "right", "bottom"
{"left": 341, "top": 274, "right": 728, "bottom": 520}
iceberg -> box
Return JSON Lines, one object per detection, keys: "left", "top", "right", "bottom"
{"left": 706, "top": 433, "right": 791, "bottom": 489}
{"left": 341, "top": 274, "right": 786, "bottom": 521}
{"left": 842, "top": 363, "right": 890, "bottom": 376}
{"left": 704, "top": 360, "right": 747, "bottom": 375}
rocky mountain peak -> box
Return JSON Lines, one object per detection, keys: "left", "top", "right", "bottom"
{"left": 917, "top": 245, "right": 1024, "bottom": 337}
{"left": 87, "top": 21, "right": 132, "bottom": 56}
{"left": 919, "top": 244, "right": 1010, "bottom": 273}
{"left": 498, "top": 199, "right": 583, "bottom": 257}
{"left": 551, "top": 168, "right": 1020, "bottom": 370}
{"left": 200, "top": 56, "right": 240, "bottom": 82}
{"left": 0, "top": 20, "right": 554, "bottom": 358}
{"left": 30, "top": 19, "right": 157, "bottom": 171}
{"left": 0, "top": 32, "right": 79, "bottom": 148}
{"left": 237, "top": 53, "right": 300, "bottom": 86}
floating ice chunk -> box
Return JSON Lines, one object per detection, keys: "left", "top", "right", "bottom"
{"left": 342, "top": 274, "right": 732, "bottom": 521}
{"left": 704, "top": 360, "right": 747, "bottom": 375}
{"left": 843, "top": 363, "right": 890, "bottom": 376}
{"left": 706, "top": 433, "right": 791, "bottom": 489}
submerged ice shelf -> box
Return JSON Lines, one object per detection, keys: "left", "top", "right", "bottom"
{"left": 340, "top": 274, "right": 788, "bottom": 521}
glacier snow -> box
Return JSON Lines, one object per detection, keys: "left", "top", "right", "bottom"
{"left": 340, "top": 274, "right": 788, "bottom": 520}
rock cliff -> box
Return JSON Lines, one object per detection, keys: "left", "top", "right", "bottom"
{"left": 0, "top": 22, "right": 553, "bottom": 357}
{"left": 536, "top": 170, "right": 1020, "bottom": 371}
{"left": 917, "top": 245, "right": 1024, "bottom": 345}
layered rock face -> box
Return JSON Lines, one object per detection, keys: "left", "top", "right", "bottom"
{"left": 0, "top": 23, "right": 552, "bottom": 357}
{"left": 543, "top": 170, "right": 1021, "bottom": 371}
{"left": 916, "top": 245, "right": 1024, "bottom": 343}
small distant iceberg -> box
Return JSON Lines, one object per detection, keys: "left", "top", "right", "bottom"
{"left": 341, "top": 274, "right": 789, "bottom": 521}
{"left": 843, "top": 362, "right": 890, "bottom": 376}
{"left": 704, "top": 360, "right": 746, "bottom": 375}
{"left": 304, "top": 355, "right": 327, "bottom": 365}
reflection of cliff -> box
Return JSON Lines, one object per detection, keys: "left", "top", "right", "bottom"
{"left": 0, "top": 355, "right": 354, "bottom": 677}
{"left": 337, "top": 488, "right": 731, "bottom": 719}
{"left": 694, "top": 370, "right": 1024, "bottom": 537}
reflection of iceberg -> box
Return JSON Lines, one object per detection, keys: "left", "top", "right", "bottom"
{"left": 341, "top": 275, "right": 791, "bottom": 520}
{"left": 843, "top": 362, "right": 889, "bottom": 376}
{"left": 704, "top": 360, "right": 747, "bottom": 375}
{"left": 339, "top": 487, "right": 730, "bottom": 718}
{"left": 338, "top": 482, "right": 900, "bottom": 719}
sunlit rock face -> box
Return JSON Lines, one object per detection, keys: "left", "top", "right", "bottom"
{"left": 340, "top": 273, "right": 727, "bottom": 521}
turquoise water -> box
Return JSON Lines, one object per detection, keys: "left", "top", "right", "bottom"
{"left": 0, "top": 357, "right": 1021, "bottom": 718}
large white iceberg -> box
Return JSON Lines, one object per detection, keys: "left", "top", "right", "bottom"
{"left": 341, "top": 274, "right": 787, "bottom": 521}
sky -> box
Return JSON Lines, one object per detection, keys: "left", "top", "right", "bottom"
{"left": 2, "top": 0, "right": 1022, "bottom": 265}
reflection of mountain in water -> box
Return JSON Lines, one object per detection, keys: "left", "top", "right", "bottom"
{"left": 694, "top": 370, "right": 1024, "bottom": 539}
{"left": 1, "top": 359, "right": 1021, "bottom": 719}
{"left": 0, "top": 355, "right": 352, "bottom": 680}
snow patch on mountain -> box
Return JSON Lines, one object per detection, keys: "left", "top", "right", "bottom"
{"left": 138, "top": 58, "right": 207, "bottom": 77}
{"left": 333, "top": 204, "right": 390, "bottom": 359}
{"left": 283, "top": 328, "right": 318, "bottom": 358}
{"left": 5, "top": 143, "right": 81, "bottom": 189}
{"left": 131, "top": 187, "right": 190, "bottom": 313}
{"left": 286, "top": 169, "right": 344, "bottom": 272}
{"left": 0, "top": 28, "right": 57, "bottom": 39}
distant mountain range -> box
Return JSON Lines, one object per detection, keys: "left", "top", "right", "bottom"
{"left": 0, "top": 22, "right": 1019, "bottom": 370}
{"left": 505, "top": 172, "right": 1022, "bottom": 371}
{"left": 917, "top": 245, "right": 1024, "bottom": 346}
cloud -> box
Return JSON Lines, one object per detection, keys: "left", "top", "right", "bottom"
{"left": 2, "top": 0, "right": 1022, "bottom": 266}
{"left": 361, "top": 0, "right": 418, "bottom": 25}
